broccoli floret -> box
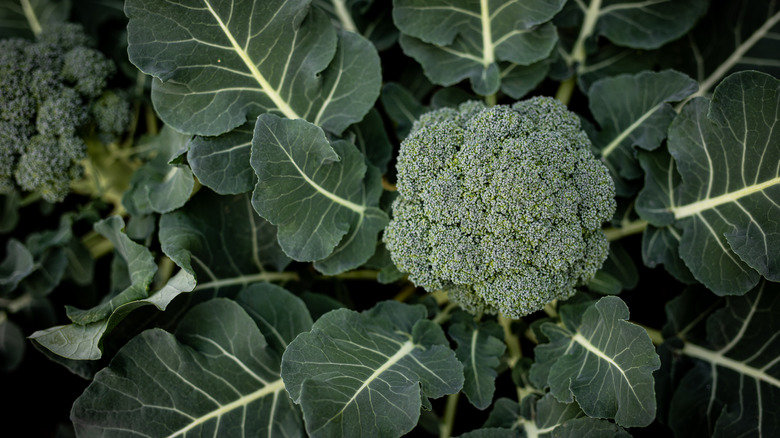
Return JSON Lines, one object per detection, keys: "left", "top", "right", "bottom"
{"left": 91, "top": 90, "right": 132, "bottom": 143}
{"left": 0, "top": 22, "right": 128, "bottom": 202}
{"left": 383, "top": 97, "right": 616, "bottom": 318}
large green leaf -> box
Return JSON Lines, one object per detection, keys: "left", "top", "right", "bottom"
{"left": 588, "top": 70, "right": 698, "bottom": 185}
{"left": 251, "top": 114, "right": 388, "bottom": 272}
{"left": 659, "top": 282, "right": 780, "bottom": 438}
{"left": 393, "top": 0, "right": 564, "bottom": 96}
{"left": 188, "top": 123, "right": 256, "bottom": 195}
{"left": 636, "top": 71, "right": 780, "bottom": 295}
{"left": 448, "top": 316, "right": 505, "bottom": 410}
{"left": 281, "top": 301, "right": 463, "bottom": 437}
{"left": 530, "top": 296, "right": 660, "bottom": 427}
{"left": 160, "top": 189, "right": 292, "bottom": 297}
{"left": 125, "top": 0, "right": 380, "bottom": 136}
{"left": 666, "top": 0, "right": 780, "bottom": 100}
{"left": 72, "top": 298, "right": 306, "bottom": 437}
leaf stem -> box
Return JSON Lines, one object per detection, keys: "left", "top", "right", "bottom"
{"left": 485, "top": 93, "right": 497, "bottom": 106}
{"left": 433, "top": 302, "right": 458, "bottom": 325}
{"left": 555, "top": 77, "right": 577, "bottom": 106}
{"left": 331, "top": 0, "right": 358, "bottom": 33}
{"left": 439, "top": 392, "right": 459, "bottom": 438}
{"left": 192, "top": 271, "right": 300, "bottom": 291}
{"left": 499, "top": 315, "right": 522, "bottom": 368}
{"left": 322, "top": 269, "right": 380, "bottom": 280}
{"left": 20, "top": 0, "right": 42, "bottom": 36}
{"left": 603, "top": 219, "right": 648, "bottom": 241}
{"left": 634, "top": 322, "right": 663, "bottom": 346}
{"left": 0, "top": 292, "right": 33, "bottom": 313}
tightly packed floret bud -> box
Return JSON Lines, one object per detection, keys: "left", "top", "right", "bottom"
{"left": 384, "top": 97, "right": 616, "bottom": 318}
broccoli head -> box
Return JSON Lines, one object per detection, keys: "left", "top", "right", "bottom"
{"left": 383, "top": 97, "right": 616, "bottom": 318}
{"left": 0, "top": 22, "right": 129, "bottom": 201}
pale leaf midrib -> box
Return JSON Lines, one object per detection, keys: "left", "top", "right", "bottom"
{"left": 672, "top": 176, "right": 780, "bottom": 219}
{"left": 166, "top": 379, "right": 286, "bottom": 438}
{"left": 480, "top": 0, "right": 494, "bottom": 66}
{"left": 682, "top": 343, "right": 780, "bottom": 388}
{"left": 202, "top": 0, "right": 300, "bottom": 120}
{"left": 601, "top": 102, "right": 663, "bottom": 158}
{"left": 571, "top": 333, "right": 645, "bottom": 408}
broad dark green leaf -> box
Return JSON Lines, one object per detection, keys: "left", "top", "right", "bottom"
{"left": 251, "top": 114, "right": 388, "bottom": 272}
{"left": 394, "top": 0, "right": 564, "bottom": 96}
{"left": 636, "top": 71, "right": 780, "bottom": 295}
{"left": 72, "top": 298, "right": 305, "bottom": 437}
{"left": 160, "top": 189, "right": 292, "bottom": 297}
{"left": 0, "top": 316, "right": 25, "bottom": 371}
{"left": 589, "top": 242, "right": 638, "bottom": 295}
{"left": 449, "top": 318, "right": 505, "bottom": 410}
{"left": 281, "top": 301, "right": 463, "bottom": 437}
{"left": 126, "top": 0, "right": 380, "bottom": 136}
{"left": 123, "top": 125, "right": 195, "bottom": 215}
{"left": 660, "top": 282, "right": 780, "bottom": 438}
{"left": 530, "top": 296, "right": 660, "bottom": 427}
{"left": 666, "top": 0, "right": 780, "bottom": 99}
{"left": 641, "top": 224, "right": 697, "bottom": 284}
{"left": 235, "top": 282, "right": 314, "bottom": 354}
{"left": 188, "top": 123, "right": 256, "bottom": 194}
{"left": 588, "top": 70, "right": 698, "bottom": 183}
{"left": 347, "top": 108, "right": 393, "bottom": 174}
{"left": 576, "top": 44, "right": 659, "bottom": 93}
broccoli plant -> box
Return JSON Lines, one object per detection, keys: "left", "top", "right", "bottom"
{"left": 1, "top": 1, "right": 779, "bottom": 438}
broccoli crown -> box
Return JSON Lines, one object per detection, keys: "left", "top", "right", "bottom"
{"left": 0, "top": 22, "right": 127, "bottom": 202}
{"left": 383, "top": 97, "right": 616, "bottom": 318}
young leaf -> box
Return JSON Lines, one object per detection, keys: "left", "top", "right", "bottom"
{"left": 71, "top": 298, "right": 306, "bottom": 437}
{"left": 380, "top": 82, "right": 429, "bottom": 140}
{"left": 188, "top": 123, "right": 256, "bottom": 195}
{"left": 530, "top": 296, "right": 660, "bottom": 427}
{"left": 0, "top": 239, "right": 34, "bottom": 294}
{"left": 0, "top": 316, "right": 25, "bottom": 371}
{"left": 281, "top": 301, "right": 463, "bottom": 437}
{"left": 641, "top": 224, "right": 697, "bottom": 284}
{"left": 394, "top": 0, "right": 564, "bottom": 96}
{"left": 636, "top": 71, "right": 780, "bottom": 295}
{"left": 123, "top": 125, "right": 195, "bottom": 215}
{"left": 448, "top": 317, "right": 506, "bottom": 410}
{"left": 159, "top": 190, "right": 292, "bottom": 297}
{"left": 125, "top": 0, "right": 380, "bottom": 136}
{"left": 660, "top": 282, "right": 780, "bottom": 438}
{"left": 251, "top": 114, "right": 388, "bottom": 271}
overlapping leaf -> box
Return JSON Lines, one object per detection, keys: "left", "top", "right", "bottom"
{"left": 251, "top": 114, "right": 388, "bottom": 273}
{"left": 636, "top": 71, "right": 780, "bottom": 295}
{"left": 188, "top": 123, "right": 256, "bottom": 195}
{"left": 449, "top": 316, "right": 505, "bottom": 410}
{"left": 72, "top": 297, "right": 308, "bottom": 437}
{"left": 393, "top": 0, "right": 564, "bottom": 96}
{"left": 125, "top": 0, "right": 380, "bottom": 136}
{"left": 530, "top": 296, "right": 660, "bottom": 427}
{"left": 314, "top": 0, "right": 398, "bottom": 50}
{"left": 587, "top": 70, "right": 698, "bottom": 193}
{"left": 30, "top": 218, "right": 197, "bottom": 360}
{"left": 160, "top": 189, "right": 292, "bottom": 298}
{"left": 659, "top": 282, "right": 780, "bottom": 437}
{"left": 281, "top": 300, "right": 463, "bottom": 437}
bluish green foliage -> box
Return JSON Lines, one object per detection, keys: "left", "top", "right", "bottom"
{"left": 0, "top": 22, "right": 129, "bottom": 202}
{"left": 384, "top": 97, "right": 616, "bottom": 318}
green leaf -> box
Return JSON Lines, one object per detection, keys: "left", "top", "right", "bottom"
{"left": 251, "top": 114, "right": 388, "bottom": 271}
{"left": 660, "top": 281, "right": 780, "bottom": 438}
{"left": 448, "top": 318, "right": 506, "bottom": 410}
{"left": 64, "top": 217, "right": 157, "bottom": 324}
{"left": 71, "top": 298, "right": 304, "bottom": 437}
{"left": 0, "top": 316, "right": 25, "bottom": 371}
{"left": 188, "top": 123, "right": 256, "bottom": 195}
{"left": 235, "top": 282, "right": 314, "bottom": 355}
{"left": 641, "top": 224, "right": 697, "bottom": 284}
{"left": 0, "top": 239, "right": 34, "bottom": 295}
{"left": 588, "top": 70, "right": 698, "bottom": 183}
{"left": 126, "top": 0, "right": 380, "bottom": 136}
{"left": 380, "top": 82, "right": 429, "bottom": 140}
{"left": 123, "top": 125, "right": 195, "bottom": 215}
{"left": 636, "top": 71, "right": 780, "bottom": 295}
{"left": 314, "top": 0, "right": 398, "bottom": 51}
{"left": 347, "top": 108, "right": 393, "bottom": 174}
{"left": 590, "top": 242, "right": 638, "bottom": 295}
{"left": 160, "top": 189, "right": 292, "bottom": 297}
{"left": 665, "top": 0, "right": 780, "bottom": 99}
{"left": 281, "top": 301, "right": 463, "bottom": 437}
{"left": 0, "top": 191, "right": 20, "bottom": 233}
{"left": 530, "top": 296, "right": 660, "bottom": 427}
{"left": 394, "top": 0, "right": 564, "bottom": 96}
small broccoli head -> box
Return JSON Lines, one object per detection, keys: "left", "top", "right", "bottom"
{"left": 62, "top": 46, "right": 116, "bottom": 98}
{"left": 91, "top": 90, "right": 132, "bottom": 143}
{"left": 384, "top": 97, "right": 616, "bottom": 318}
{"left": 14, "top": 135, "right": 85, "bottom": 203}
